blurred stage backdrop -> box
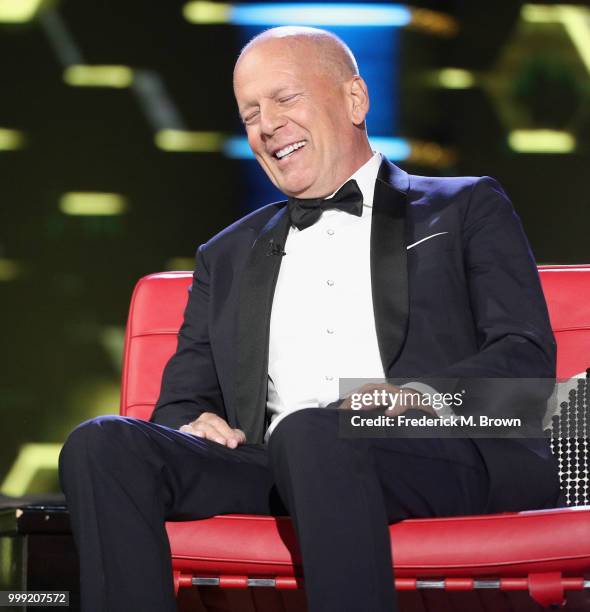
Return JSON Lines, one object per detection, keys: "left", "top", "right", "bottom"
{"left": 0, "top": 0, "right": 589, "bottom": 499}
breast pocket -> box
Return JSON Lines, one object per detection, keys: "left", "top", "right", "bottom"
{"left": 407, "top": 232, "right": 451, "bottom": 260}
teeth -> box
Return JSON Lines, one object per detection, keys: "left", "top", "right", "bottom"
{"left": 276, "top": 141, "right": 306, "bottom": 159}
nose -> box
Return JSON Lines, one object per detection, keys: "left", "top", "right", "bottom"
{"left": 259, "top": 101, "right": 286, "bottom": 137}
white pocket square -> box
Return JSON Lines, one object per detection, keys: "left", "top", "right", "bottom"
{"left": 406, "top": 232, "right": 449, "bottom": 251}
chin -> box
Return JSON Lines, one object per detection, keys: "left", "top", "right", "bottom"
{"left": 271, "top": 166, "right": 317, "bottom": 197}
{"left": 277, "top": 180, "right": 309, "bottom": 198}
{"left": 286, "top": 177, "right": 319, "bottom": 197}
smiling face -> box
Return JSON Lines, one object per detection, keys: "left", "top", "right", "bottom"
{"left": 233, "top": 34, "right": 372, "bottom": 198}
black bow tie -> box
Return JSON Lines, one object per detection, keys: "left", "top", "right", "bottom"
{"left": 287, "top": 179, "right": 364, "bottom": 231}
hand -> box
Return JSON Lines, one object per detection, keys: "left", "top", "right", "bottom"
{"left": 339, "top": 383, "right": 436, "bottom": 417}
{"left": 179, "top": 413, "right": 246, "bottom": 449}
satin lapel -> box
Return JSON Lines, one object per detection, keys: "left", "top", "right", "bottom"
{"left": 371, "top": 160, "right": 409, "bottom": 373}
{"left": 235, "top": 206, "right": 291, "bottom": 443}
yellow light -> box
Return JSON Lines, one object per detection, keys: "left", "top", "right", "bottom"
{"left": 60, "top": 192, "right": 127, "bottom": 216}
{"left": 521, "top": 5, "right": 559, "bottom": 23}
{"left": 561, "top": 7, "right": 590, "bottom": 75}
{"left": 0, "top": 258, "right": 21, "bottom": 281}
{"left": 183, "top": 1, "right": 230, "bottom": 24}
{"left": 0, "top": 443, "right": 62, "bottom": 496}
{"left": 436, "top": 68, "right": 475, "bottom": 89}
{"left": 166, "top": 257, "right": 195, "bottom": 271}
{"left": 155, "top": 129, "right": 224, "bottom": 152}
{"left": 409, "top": 8, "right": 459, "bottom": 37}
{"left": 64, "top": 65, "right": 134, "bottom": 88}
{"left": 0, "top": 128, "right": 25, "bottom": 150}
{"left": 0, "top": 0, "right": 46, "bottom": 23}
{"left": 508, "top": 130, "right": 576, "bottom": 153}
{"left": 522, "top": 5, "right": 590, "bottom": 74}
{"left": 408, "top": 140, "right": 457, "bottom": 168}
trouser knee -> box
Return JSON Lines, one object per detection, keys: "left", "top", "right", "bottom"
{"left": 59, "top": 416, "right": 152, "bottom": 489}
{"left": 60, "top": 415, "right": 131, "bottom": 460}
{"left": 268, "top": 408, "right": 368, "bottom": 478}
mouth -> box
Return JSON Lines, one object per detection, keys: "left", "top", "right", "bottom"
{"left": 272, "top": 140, "right": 307, "bottom": 162}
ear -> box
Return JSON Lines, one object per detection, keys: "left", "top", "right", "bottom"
{"left": 347, "top": 76, "right": 370, "bottom": 125}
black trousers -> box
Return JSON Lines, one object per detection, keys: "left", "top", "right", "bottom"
{"left": 58, "top": 408, "right": 561, "bottom": 612}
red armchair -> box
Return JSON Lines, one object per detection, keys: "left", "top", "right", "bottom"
{"left": 121, "top": 265, "right": 590, "bottom": 610}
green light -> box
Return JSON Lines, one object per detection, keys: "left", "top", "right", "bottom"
{"left": 155, "top": 129, "right": 224, "bottom": 152}
{"left": 0, "top": 0, "right": 47, "bottom": 23}
{"left": 0, "top": 128, "right": 25, "bottom": 150}
{"left": 64, "top": 65, "right": 134, "bottom": 88}
{"left": 0, "top": 443, "right": 62, "bottom": 496}
{"left": 522, "top": 5, "right": 590, "bottom": 74}
{"left": 508, "top": 129, "right": 575, "bottom": 153}
{"left": 166, "top": 257, "right": 195, "bottom": 271}
{"left": 436, "top": 68, "right": 475, "bottom": 89}
{"left": 0, "top": 538, "right": 13, "bottom": 586}
{"left": 0, "top": 258, "right": 21, "bottom": 281}
{"left": 60, "top": 192, "right": 127, "bottom": 216}
{"left": 183, "top": 1, "right": 230, "bottom": 23}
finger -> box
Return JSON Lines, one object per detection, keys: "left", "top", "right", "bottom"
{"left": 198, "top": 414, "right": 237, "bottom": 438}
{"left": 339, "top": 397, "right": 352, "bottom": 410}
{"left": 231, "top": 428, "right": 247, "bottom": 446}
{"left": 346, "top": 383, "right": 374, "bottom": 397}
{"left": 209, "top": 423, "right": 240, "bottom": 447}
{"left": 179, "top": 424, "right": 197, "bottom": 434}
{"left": 199, "top": 422, "right": 247, "bottom": 448}
{"left": 210, "top": 421, "right": 247, "bottom": 448}
{"left": 181, "top": 422, "right": 227, "bottom": 445}
{"left": 198, "top": 422, "right": 230, "bottom": 445}
{"left": 179, "top": 424, "right": 207, "bottom": 439}
{"left": 186, "top": 414, "right": 238, "bottom": 446}
{"left": 222, "top": 428, "right": 246, "bottom": 449}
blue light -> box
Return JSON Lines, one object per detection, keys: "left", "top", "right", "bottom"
{"left": 223, "top": 136, "right": 253, "bottom": 159}
{"left": 230, "top": 4, "right": 411, "bottom": 27}
{"left": 369, "top": 137, "right": 411, "bottom": 160}
{"left": 224, "top": 136, "right": 410, "bottom": 161}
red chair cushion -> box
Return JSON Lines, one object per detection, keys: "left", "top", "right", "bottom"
{"left": 166, "top": 507, "right": 590, "bottom": 578}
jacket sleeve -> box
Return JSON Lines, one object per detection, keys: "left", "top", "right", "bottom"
{"left": 424, "top": 177, "right": 556, "bottom": 416}
{"left": 150, "top": 244, "right": 226, "bottom": 430}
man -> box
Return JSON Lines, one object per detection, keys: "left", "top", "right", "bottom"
{"left": 59, "top": 27, "right": 561, "bottom": 612}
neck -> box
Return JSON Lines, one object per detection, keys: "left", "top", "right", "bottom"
{"left": 324, "top": 142, "right": 373, "bottom": 197}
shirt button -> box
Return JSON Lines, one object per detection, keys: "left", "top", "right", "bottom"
{"left": 326, "top": 229, "right": 335, "bottom": 236}
{"left": 326, "top": 328, "right": 335, "bottom": 334}
{"left": 325, "top": 375, "right": 334, "bottom": 381}
{"left": 326, "top": 279, "right": 334, "bottom": 286}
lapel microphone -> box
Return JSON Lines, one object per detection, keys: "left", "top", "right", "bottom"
{"left": 266, "top": 239, "right": 286, "bottom": 257}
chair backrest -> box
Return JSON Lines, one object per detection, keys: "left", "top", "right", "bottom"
{"left": 120, "top": 265, "right": 590, "bottom": 420}
{"left": 538, "top": 265, "right": 590, "bottom": 506}
{"left": 538, "top": 265, "right": 590, "bottom": 379}
{"left": 121, "top": 271, "right": 193, "bottom": 421}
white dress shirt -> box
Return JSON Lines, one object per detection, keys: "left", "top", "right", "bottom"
{"left": 265, "top": 151, "right": 386, "bottom": 438}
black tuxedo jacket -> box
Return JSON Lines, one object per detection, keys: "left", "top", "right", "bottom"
{"left": 151, "top": 158, "right": 557, "bottom": 507}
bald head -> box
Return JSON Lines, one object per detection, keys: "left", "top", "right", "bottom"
{"left": 233, "top": 26, "right": 372, "bottom": 198}
{"left": 235, "top": 26, "right": 359, "bottom": 86}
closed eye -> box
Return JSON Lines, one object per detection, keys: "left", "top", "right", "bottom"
{"left": 241, "top": 93, "right": 301, "bottom": 125}
{"left": 279, "top": 93, "right": 300, "bottom": 104}
{"left": 242, "top": 110, "right": 259, "bottom": 125}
